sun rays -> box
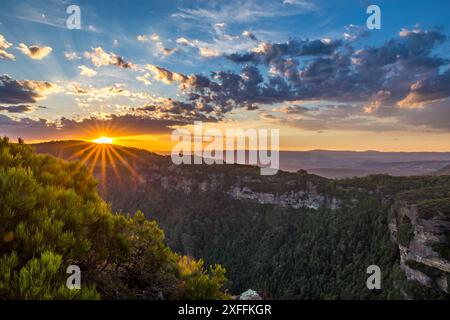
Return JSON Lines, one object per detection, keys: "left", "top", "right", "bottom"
{"left": 62, "top": 137, "right": 142, "bottom": 195}
{"left": 92, "top": 136, "right": 114, "bottom": 144}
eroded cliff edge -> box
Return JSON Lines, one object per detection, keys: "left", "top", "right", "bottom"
{"left": 389, "top": 188, "right": 450, "bottom": 294}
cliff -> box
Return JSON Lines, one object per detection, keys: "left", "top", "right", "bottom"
{"left": 389, "top": 189, "right": 450, "bottom": 294}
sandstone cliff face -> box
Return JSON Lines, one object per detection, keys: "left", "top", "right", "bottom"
{"left": 147, "top": 165, "right": 341, "bottom": 210}
{"left": 389, "top": 201, "right": 450, "bottom": 293}
{"left": 228, "top": 185, "right": 340, "bottom": 210}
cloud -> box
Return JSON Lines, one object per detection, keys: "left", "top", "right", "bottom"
{"left": 397, "top": 98, "right": 450, "bottom": 131}
{"left": 198, "top": 46, "right": 220, "bottom": 58}
{"left": 174, "top": 26, "right": 261, "bottom": 59}
{"left": 137, "top": 35, "right": 148, "bottom": 42}
{"left": 84, "top": 47, "right": 136, "bottom": 69}
{"left": 173, "top": 0, "right": 317, "bottom": 24}
{"left": 215, "top": 29, "right": 449, "bottom": 109}
{"left": 78, "top": 65, "right": 97, "bottom": 78}
{"left": 343, "top": 24, "right": 369, "bottom": 42}
{"left": 17, "top": 43, "right": 53, "bottom": 60}
{"left": 227, "top": 38, "right": 342, "bottom": 64}
{"left": 136, "top": 73, "right": 152, "bottom": 85}
{"left": 397, "top": 69, "right": 450, "bottom": 107}
{"left": 65, "top": 83, "right": 153, "bottom": 103}
{"left": 0, "top": 114, "right": 182, "bottom": 140}
{"left": 145, "top": 64, "right": 187, "bottom": 84}
{"left": 0, "top": 102, "right": 219, "bottom": 140}
{"left": 155, "top": 42, "right": 177, "bottom": 57}
{"left": 0, "top": 104, "right": 45, "bottom": 113}
{"left": 156, "top": 28, "right": 450, "bottom": 132}
{"left": 0, "top": 34, "right": 15, "bottom": 60}
{"left": 176, "top": 37, "right": 194, "bottom": 47}
{"left": 242, "top": 30, "right": 258, "bottom": 41}
{"left": 267, "top": 103, "right": 406, "bottom": 132}
{"left": 137, "top": 33, "right": 176, "bottom": 57}
{"left": 0, "top": 75, "right": 58, "bottom": 104}
{"left": 137, "top": 32, "right": 160, "bottom": 42}
{"left": 64, "top": 51, "right": 80, "bottom": 60}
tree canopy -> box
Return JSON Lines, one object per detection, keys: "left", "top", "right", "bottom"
{"left": 0, "top": 137, "right": 229, "bottom": 300}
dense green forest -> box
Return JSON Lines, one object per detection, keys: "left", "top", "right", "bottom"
{"left": 0, "top": 137, "right": 229, "bottom": 300}
{"left": 29, "top": 140, "right": 450, "bottom": 299}
{"left": 99, "top": 160, "right": 450, "bottom": 299}
{"left": 120, "top": 189, "right": 402, "bottom": 299}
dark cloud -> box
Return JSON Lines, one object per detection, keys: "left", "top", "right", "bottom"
{"left": 398, "top": 68, "right": 450, "bottom": 106}
{"left": 146, "top": 64, "right": 187, "bottom": 84}
{"left": 270, "top": 97, "right": 450, "bottom": 133}
{"left": 132, "top": 96, "right": 220, "bottom": 121}
{"left": 0, "top": 75, "right": 56, "bottom": 104}
{"left": 227, "top": 38, "right": 342, "bottom": 64}
{"left": 17, "top": 43, "right": 52, "bottom": 60}
{"left": 0, "top": 104, "right": 45, "bottom": 113}
{"left": 268, "top": 104, "right": 405, "bottom": 132}
{"left": 0, "top": 111, "right": 218, "bottom": 141}
{"left": 242, "top": 30, "right": 258, "bottom": 41}
{"left": 398, "top": 98, "right": 450, "bottom": 130}
{"left": 167, "top": 28, "right": 450, "bottom": 132}
{"left": 113, "top": 55, "right": 134, "bottom": 69}
{"left": 219, "top": 29, "right": 449, "bottom": 105}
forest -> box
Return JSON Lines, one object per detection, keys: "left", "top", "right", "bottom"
{"left": 3, "top": 138, "right": 449, "bottom": 299}
{"left": 0, "top": 137, "right": 228, "bottom": 299}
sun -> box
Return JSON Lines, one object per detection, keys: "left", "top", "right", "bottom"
{"left": 92, "top": 136, "right": 114, "bottom": 144}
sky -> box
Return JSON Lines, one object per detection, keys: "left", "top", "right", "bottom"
{"left": 1, "top": 0, "right": 450, "bottom": 152}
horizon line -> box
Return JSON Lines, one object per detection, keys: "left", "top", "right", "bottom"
{"left": 23, "top": 139, "right": 450, "bottom": 154}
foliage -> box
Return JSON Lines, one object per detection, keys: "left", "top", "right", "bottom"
{"left": 0, "top": 137, "right": 229, "bottom": 300}
{"left": 417, "top": 198, "right": 450, "bottom": 219}
{"left": 32, "top": 140, "right": 450, "bottom": 300}
{"left": 115, "top": 187, "right": 406, "bottom": 299}
{"left": 397, "top": 215, "right": 414, "bottom": 247}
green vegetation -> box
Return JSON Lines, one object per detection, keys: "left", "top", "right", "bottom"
{"left": 397, "top": 215, "right": 414, "bottom": 247}
{"left": 417, "top": 198, "right": 450, "bottom": 219}
{"left": 120, "top": 188, "right": 404, "bottom": 299}
{"left": 103, "top": 168, "right": 450, "bottom": 299}
{"left": 30, "top": 140, "right": 450, "bottom": 299}
{"left": 0, "top": 137, "right": 229, "bottom": 300}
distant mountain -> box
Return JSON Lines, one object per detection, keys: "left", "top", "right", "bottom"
{"left": 162, "top": 149, "right": 450, "bottom": 177}
{"left": 277, "top": 150, "right": 450, "bottom": 177}
{"left": 31, "top": 140, "right": 450, "bottom": 299}
{"left": 435, "top": 164, "right": 450, "bottom": 176}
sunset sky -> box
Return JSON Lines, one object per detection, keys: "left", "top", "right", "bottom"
{"left": 1, "top": 0, "right": 450, "bottom": 152}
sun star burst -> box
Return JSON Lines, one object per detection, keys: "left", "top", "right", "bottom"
{"left": 92, "top": 137, "right": 114, "bottom": 144}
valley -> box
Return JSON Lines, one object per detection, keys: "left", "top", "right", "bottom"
{"left": 31, "top": 140, "right": 450, "bottom": 299}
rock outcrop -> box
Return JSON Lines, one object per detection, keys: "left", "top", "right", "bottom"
{"left": 228, "top": 185, "right": 340, "bottom": 210}
{"left": 389, "top": 197, "right": 450, "bottom": 293}
{"left": 153, "top": 166, "right": 341, "bottom": 210}
{"left": 238, "top": 289, "right": 262, "bottom": 300}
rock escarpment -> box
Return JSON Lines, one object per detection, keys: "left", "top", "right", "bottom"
{"left": 154, "top": 165, "right": 341, "bottom": 210}
{"left": 389, "top": 190, "right": 450, "bottom": 293}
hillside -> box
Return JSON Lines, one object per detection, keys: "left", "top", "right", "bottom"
{"left": 32, "top": 140, "right": 450, "bottom": 299}
{"left": 0, "top": 138, "right": 228, "bottom": 300}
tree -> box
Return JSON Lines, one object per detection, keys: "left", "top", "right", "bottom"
{"left": 0, "top": 137, "right": 229, "bottom": 300}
